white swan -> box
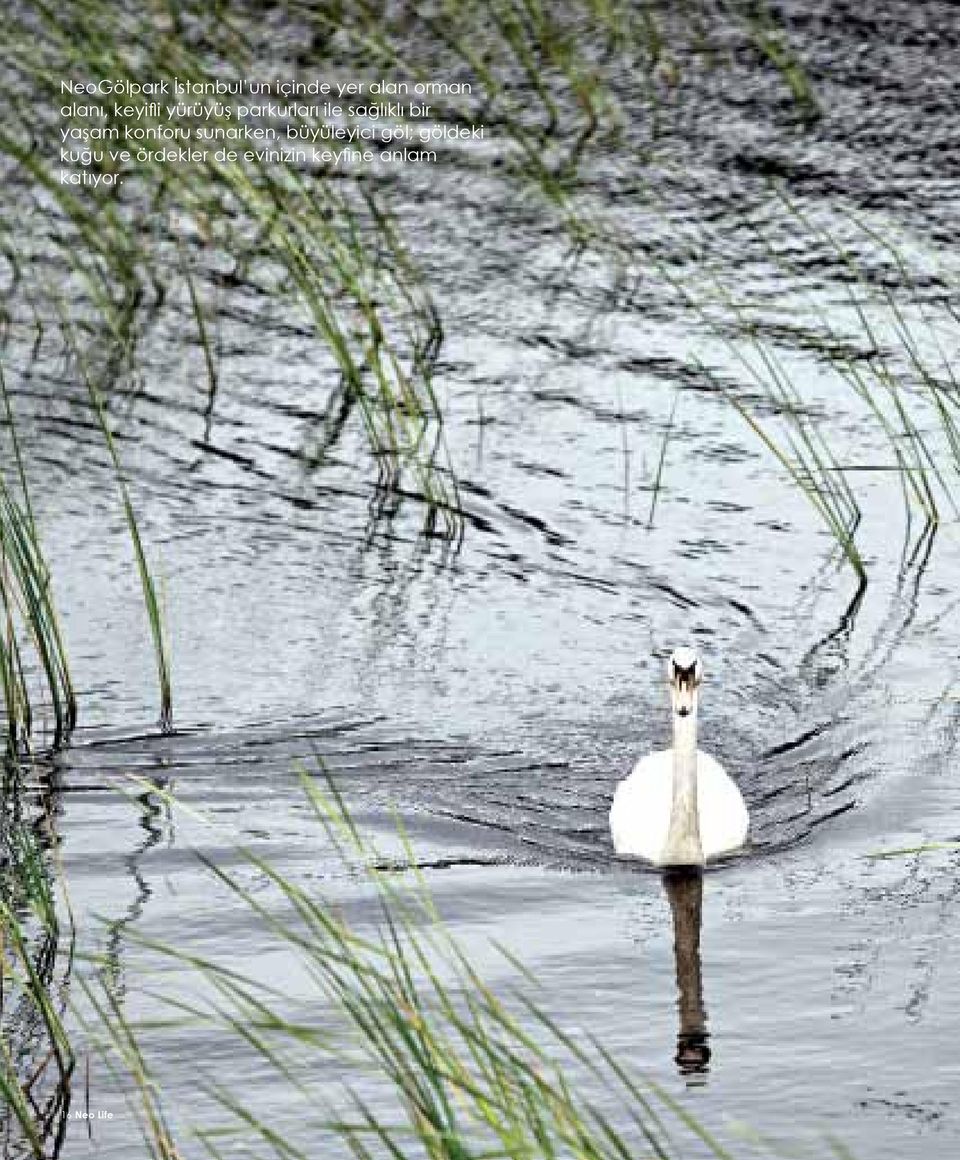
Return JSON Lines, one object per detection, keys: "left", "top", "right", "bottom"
{"left": 610, "top": 647, "right": 748, "bottom": 866}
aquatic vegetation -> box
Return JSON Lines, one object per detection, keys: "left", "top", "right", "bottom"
{"left": 87, "top": 379, "right": 175, "bottom": 734}
{"left": 81, "top": 775, "right": 844, "bottom": 1160}
{"left": 646, "top": 387, "right": 680, "bottom": 529}
{"left": 0, "top": 371, "right": 76, "bottom": 752}
{"left": 740, "top": 203, "right": 960, "bottom": 567}
{"left": 0, "top": 765, "right": 75, "bottom": 1156}
{"left": 0, "top": 5, "right": 949, "bottom": 1157}
{"left": 0, "top": 0, "right": 827, "bottom": 742}
{"left": 55, "top": 310, "right": 175, "bottom": 732}
{"left": 1, "top": 0, "right": 817, "bottom": 526}
{"left": 0, "top": 330, "right": 171, "bottom": 744}
{"left": 695, "top": 347, "right": 868, "bottom": 582}
{"left": 737, "top": 0, "right": 820, "bottom": 123}
{"left": 633, "top": 188, "right": 960, "bottom": 582}
{"left": 3, "top": 0, "right": 462, "bottom": 534}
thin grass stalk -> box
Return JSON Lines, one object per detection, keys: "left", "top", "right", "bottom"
{"left": 647, "top": 389, "right": 680, "bottom": 529}
{"left": 47, "top": 312, "right": 173, "bottom": 731}
{"left": 78, "top": 976, "right": 182, "bottom": 1160}
{"left": 88, "top": 389, "right": 173, "bottom": 732}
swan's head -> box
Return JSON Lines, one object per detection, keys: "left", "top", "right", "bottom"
{"left": 668, "top": 647, "right": 702, "bottom": 718}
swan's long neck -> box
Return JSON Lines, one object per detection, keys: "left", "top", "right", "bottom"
{"left": 662, "top": 700, "right": 703, "bottom": 866}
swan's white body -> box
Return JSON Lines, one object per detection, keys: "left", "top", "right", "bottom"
{"left": 610, "top": 748, "right": 748, "bottom": 863}
{"left": 609, "top": 648, "right": 749, "bottom": 866}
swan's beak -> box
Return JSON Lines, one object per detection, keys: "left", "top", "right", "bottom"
{"left": 668, "top": 648, "right": 702, "bottom": 717}
{"left": 671, "top": 679, "right": 697, "bottom": 718}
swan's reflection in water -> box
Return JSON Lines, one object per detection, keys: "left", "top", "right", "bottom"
{"left": 662, "top": 869, "right": 710, "bottom": 1080}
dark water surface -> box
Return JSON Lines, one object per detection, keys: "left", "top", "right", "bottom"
{"left": 7, "top": 2, "right": 960, "bottom": 1156}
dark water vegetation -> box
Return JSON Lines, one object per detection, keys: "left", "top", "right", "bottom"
{"left": 0, "top": 769, "right": 74, "bottom": 1155}
{"left": 2, "top": 0, "right": 960, "bottom": 1156}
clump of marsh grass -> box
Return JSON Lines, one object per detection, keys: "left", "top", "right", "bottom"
{"left": 0, "top": 369, "right": 76, "bottom": 752}
{"left": 84, "top": 775, "right": 818, "bottom": 1160}
{"left": 0, "top": 320, "right": 172, "bottom": 742}
{"left": 694, "top": 345, "right": 867, "bottom": 582}
{"left": 626, "top": 228, "right": 869, "bottom": 579}
{"left": 3, "top": 0, "right": 462, "bottom": 535}
{"left": 726, "top": 197, "right": 960, "bottom": 575}
{"left": 2, "top": 0, "right": 817, "bottom": 542}
{"left": 757, "top": 195, "right": 956, "bottom": 504}
{"left": 0, "top": 767, "right": 75, "bottom": 1157}
{"left": 631, "top": 183, "right": 960, "bottom": 582}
